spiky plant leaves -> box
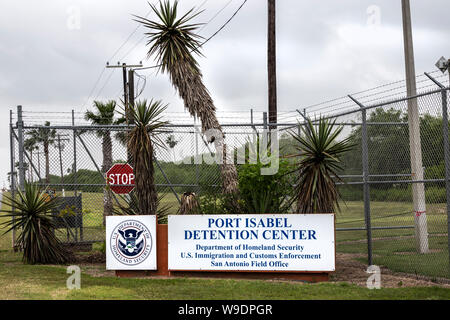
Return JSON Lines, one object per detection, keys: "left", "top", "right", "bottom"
{"left": 112, "top": 192, "right": 171, "bottom": 224}
{"left": 290, "top": 117, "right": 354, "bottom": 214}
{"left": 0, "top": 183, "right": 74, "bottom": 264}
{"left": 179, "top": 192, "right": 200, "bottom": 215}
{"left": 126, "top": 99, "right": 168, "bottom": 216}
{"left": 134, "top": 1, "right": 240, "bottom": 199}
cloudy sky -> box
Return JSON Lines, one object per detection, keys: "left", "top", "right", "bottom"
{"left": 0, "top": 0, "right": 449, "bottom": 185}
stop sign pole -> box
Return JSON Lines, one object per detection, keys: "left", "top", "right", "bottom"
{"left": 106, "top": 163, "right": 135, "bottom": 195}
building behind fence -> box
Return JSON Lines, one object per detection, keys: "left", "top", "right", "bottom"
{"left": 6, "top": 71, "right": 450, "bottom": 281}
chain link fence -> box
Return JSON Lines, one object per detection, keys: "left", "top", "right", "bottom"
{"left": 3, "top": 72, "right": 450, "bottom": 281}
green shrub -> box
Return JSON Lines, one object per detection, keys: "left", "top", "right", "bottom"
{"left": 237, "top": 159, "right": 294, "bottom": 214}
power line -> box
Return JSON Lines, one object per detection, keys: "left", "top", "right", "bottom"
{"left": 135, "top": 0, "right": 248, "bottom": 71}
{"left": 92, "top": 68, "right": 117, "bottom": 103}
{"left": 197, "top": 0, "right": 247, "bottom": 47}
{"left": 81, "top": 7, "right": 154, "bottom": 110}
{"left": 198, "top": 0, "right": 234, "bottom": 33}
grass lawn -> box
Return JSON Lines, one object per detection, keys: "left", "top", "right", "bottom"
{"left": 0, "top": 251, "right": 449, "bottom": 300}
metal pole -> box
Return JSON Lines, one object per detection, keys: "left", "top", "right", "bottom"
{"left": 12, "top": 130, "right": 41, "bottom": 181}
{"left": 9, "top": 110, "right": 16, "bottom": 249}
{"left": 72, "top": 110, "right": 78, "bottom": 196}
{"left": 263, "top": 112, "right": 268, "bottom": 130}
{"left": 37, "top": 151, "right": 41, "bottom": 178}
{"left": 17, "top": 106, "right": 25, "bottom": 191}
{"left": 122, "top": 64, "right": 128, "bottom": 111}
{"left": 442, "top": 84, "right": 450, "bottom": 274}
{"left": 349, "top": 95, "right": 373, "bottom": 265}
{"left": 153, "top": 155, "right": 181, "bottom": 204}
{"left": 128, "top": 69, "right": 135, "bottom": 109}
{"left": 402, "top": 0, "right": 428, "bottom": 253}
{"left": 361, "top": 107, "right": 373, "bottom": 266}
{"left": 194, "top": 118, "right": 199, "bottom": 191}
{"left": 57, "top": 134, "right": 64, "bottom": 185}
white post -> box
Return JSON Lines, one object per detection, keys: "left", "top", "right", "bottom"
{"left": 402, "top": 0, "right": 428, "bottom": 253}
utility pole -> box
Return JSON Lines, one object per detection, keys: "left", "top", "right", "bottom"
{"left": 268, "top": 0, "right": 277, "bottom": 128}
{"left": 128, "top": 69, "right": 135, "bottom": 111}
{"left": 401, "top": 0, "right": 428, "bottom": 253}
{"left": 106, "top": 62, "right": 142, "bottom": 123}
{"left": 106, "top": 62, "right": 141, "bottom": 166}
{"left": 127, "top": 68, "right": 136, "bottom": 166}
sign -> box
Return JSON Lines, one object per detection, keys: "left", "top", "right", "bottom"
{"left": 106, "top": 215, "right": 157, "bottom": 270}
{"left": 106, "top": 163, "right": 135, "bottom": 194}
{"left": 43, "top": 188, "right": 56, "bottom": 202}
{"left": 168, "top": 214, "right": 335, "bottom": 272}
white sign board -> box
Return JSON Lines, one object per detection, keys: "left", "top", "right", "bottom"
{"left": 106, "top": 215, "right": 157, "bottom": 270}
{"left": 168, "top": 214, "right": 335, "bottom": 272}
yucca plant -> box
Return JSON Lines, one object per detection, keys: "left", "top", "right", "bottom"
{"left": 0, "top": 183, "right": 74, "bottom": 264}
{"left": 290, "top": 117, "right": 354, "bottom": 213}
{"left": 126, "top": 99, "right": 168, "bottom": 216}
{"left": 134, "top": 0, "right": 240, "bottom": 200}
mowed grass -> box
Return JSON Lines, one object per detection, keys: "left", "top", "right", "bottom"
{"left": 0, "top": 251, "right": 449, "bottom": 300}
{"left": 1, "top": 191, "right": 449, "bottom": 279}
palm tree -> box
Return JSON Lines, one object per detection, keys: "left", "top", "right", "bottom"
{"left": 24, "top": 137, "right": 38, "bottom": 181}
{"left": 27, "top": 122, "right": 56, "bottom": 184}
{"left": 127, "top": 99, "right": 168, "bottom": 215}
{"left": 134, "top": 0, "right": 240, "bottom": 201}
{"left": 85, "top": 100, "right": 120, "bottom": 225}
{"left": 290, "top": 117, "right": 354, "bottom": 213}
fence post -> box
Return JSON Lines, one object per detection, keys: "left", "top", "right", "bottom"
{"left": 194, "top": 117, "right": 199, "bottom": 191}
{"left": 16, "top": 106, "right": 25, "bottom": 191}
{"left": 9, "top": 110, "right": 16, "bottom": 249}
{"left": 263, "top": 112, "right": 268, "bottom": 129}
{"left": 348, "top": 95, "right": 373, "bottom": 266}
{"left": 441, "top": 88, "right": 450, "bottom": 274}
{"left": 72, "top": 110, "right": 78, "bottom": 196}
{"left": 424, "top": 72, "right": 449, "bottom": 271}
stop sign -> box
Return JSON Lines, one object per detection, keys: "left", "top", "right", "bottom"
{"left": 106, "top": 163, "right": 135, "bottom": 194}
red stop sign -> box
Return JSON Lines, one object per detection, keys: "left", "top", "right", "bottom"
{"left": 106, "top": 163, "right": 135, "bottom": 194}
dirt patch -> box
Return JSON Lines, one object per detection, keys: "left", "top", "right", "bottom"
{"left": 72, "top": 252, "right": 115, "bottom": 277}
{"left": 74, "top": 252, "right": 105, "bottom": 264}
{"left": 69, "top": 251, "right": 450, "bottom": 288}
{"left": 332, "top": 253, "right": 450, "bottom": 288}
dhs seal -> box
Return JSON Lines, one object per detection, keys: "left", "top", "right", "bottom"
{"left": 110, "top": 219, "right": 153, "bottom": 266}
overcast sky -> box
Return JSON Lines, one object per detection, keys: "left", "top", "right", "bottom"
{"left": 0, "top": 0, "right": 449, "bottom": 186}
